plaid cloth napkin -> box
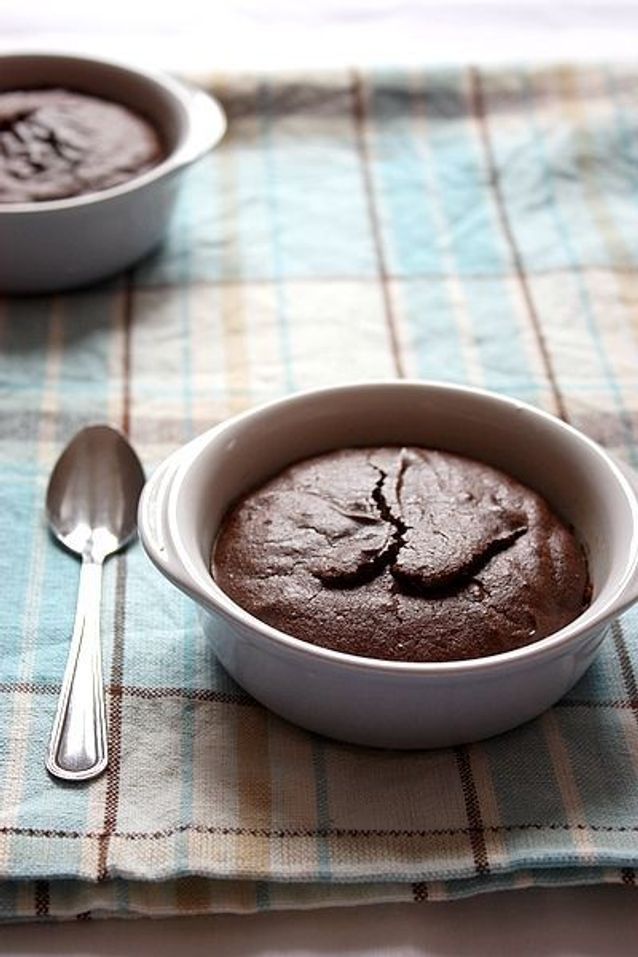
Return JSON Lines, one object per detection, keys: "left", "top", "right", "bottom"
{"left": 2, "top": 63, "right": 638, "bottom": 922}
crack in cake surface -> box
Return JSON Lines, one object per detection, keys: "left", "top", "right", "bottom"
{"left": 314, "top": 448, "right": 528, "bottom": 595}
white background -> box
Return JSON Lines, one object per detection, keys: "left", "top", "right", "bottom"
{"left": 3, "top": 2, "right": 638, "bottom": 953}
{"left": 4, "top": 0, "right": 638, "bottom": 71}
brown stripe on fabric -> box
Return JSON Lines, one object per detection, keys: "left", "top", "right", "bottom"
{"left": 0, "top": 682, "right": 58, "bottom": 695}
{"left": 454, "top": 746, "right": 490, "bottom": 875}
{"left": 412, "top": 881, "right": 429, "bottom": 902}
{"left": 622, "top": 867, "right": 636, "bottom": 885}
{"left": 612, "top": 619, "right": 638, "bottom": 727}
{"left": 34, "top": 880, "right": 50, "bottom": 917}
{"left": 4, "top": 820, "right": 638, "bottom": 841}
{"left": 8, "top": 676, "right": 638, "bottom": 711}
{"left": 111, "top": 684, "right": 253, "bottom": 704}
{"left": 612, "top": 619, "right": 638, "bottom": 698}
{"left": 467, "top": 66, "right": 569, "bottom": 423}
{"left": 0, "top": 682, "right": 252, "bottom": 706}
{"left": 351, "top": 69, "right": 406, "bottom": 378}
{"left": 556, "top": 697, "right": 638, "bottom": 710}
{"left": 123, "top": 264, "right": 638, "bottom": 294}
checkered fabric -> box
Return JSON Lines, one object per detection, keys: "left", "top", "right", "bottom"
{"left": 2, "top": 64, "right": 638, "bottom": 921}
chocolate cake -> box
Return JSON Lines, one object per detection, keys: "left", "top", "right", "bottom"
{"left": 212, "top": 447, "right": 591, "bottom": 662}
{"left": 0, "top": 89, "right": 163, "bottom": 202}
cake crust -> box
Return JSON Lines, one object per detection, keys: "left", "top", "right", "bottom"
{"left": 0, "top": 89, "right": 163, "bottom": 202}
{"left": 213, "top": 447, "right": 591, "bottom": 662}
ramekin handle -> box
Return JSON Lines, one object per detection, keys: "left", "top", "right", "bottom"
{"left": 138, "top": 447, "right": 190, "bottom": 589}
{"left": 171, "top": 84, "right": 227, "bottom": 169}
{"left": 609, "top": 454, "right": 638, "bottom": 617}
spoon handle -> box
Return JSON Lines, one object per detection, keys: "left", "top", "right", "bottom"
{"left": 46, "top": 557, "right": 108, "bottom": 782}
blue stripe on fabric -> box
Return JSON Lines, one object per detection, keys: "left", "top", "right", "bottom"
{"left": 393, "top": 281, "right": 466, "bottom": 381}
{"left": 367, "top": 72, "right": 444, "bottom": 276}
{"left": 192, "top": 95, "right": 276, "bottom": 285}
{"left": 254, "top": 881, "right": 271, "bottom": 910}
{"left": 555, "top": 706, "right": 638, "bottom": 836}
{"left": 29, "top": 541, "right": 81, "bottom": 686}
{"left": 365, "top": 72, "right": 465, "bottom": 382}
{"left": 372, "top": 69, "right": 536, "bottom": 396}
{"left": 134, "top": 80, "right": 378, "bottom": 287}
{"left": 0, "top": 482, "right": 45, "bottom": 685}
{"left": 520, "top": 69, "right": 638, "bottom": 464}
{"left": 1, "top": 298, "right": 51, "bottom": 395}
{"left": 450, "top": 277, "right": 537, "bottom": 397}
{"left": 54, "top": 284, "right": 119, "bottom": 415}
{"left": 30, "top": 289, "right": 114, "bottom": 687}
{"left": 311, "top": 737, "right": 332, "bottom": 880}
{"left": 0, "top": 882, "right": 18, "bottom": 920}
{"left": 12, "top": 702, "right": 97, "bottom": 836}
{"left": 114, "top": 878, "right": 129, "bottom": 915}
{"left": 0, "top": 299, "right": 51, "bottom": 844}
{"left": 178, "top": 604, "right": 199, "bottom": 871}
{"left": 121, "top": 544, "right": 188, "bottom": 686}
{"left": 485, "top": 717, "right": 581, "bottom": 858}
{"left": 258, "top": 83, "right": 377, "bottom": 281}
{"left": 415, "top": 68, "right": 509, "bottom": 277}
{"left": 568, "top": 624, "right": 625, "bottom": 702}
{"left": 135, "top": 157, "right": 221, "bottom": 287}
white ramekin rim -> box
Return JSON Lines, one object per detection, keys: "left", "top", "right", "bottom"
{"left": 149, "top": 380, "right": 638, "bottom": 677}
{"left": 0, "top": 51, "right": 227, "bottom": 215}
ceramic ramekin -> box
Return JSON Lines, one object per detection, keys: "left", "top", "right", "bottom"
{"left": 0, "top": 53, "right": 226, "bottom": 293}
{"left": 138, "top": 382, "right": 638, "bottom": 749}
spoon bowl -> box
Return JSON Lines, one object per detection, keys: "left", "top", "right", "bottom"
{"left": 47, "top": 425, "right": 144, "bottom": 562}
{"left": 45, "top": 425, "right": 145, "bottom": 781}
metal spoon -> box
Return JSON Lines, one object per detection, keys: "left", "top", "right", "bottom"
{"left": 45, "top": 425, "right": 145, "bottom": 782}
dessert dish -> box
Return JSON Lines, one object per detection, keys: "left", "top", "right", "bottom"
{"left": 0, "top": 53, "right": 226, "bottom": 293}
{"left": 213, "top": 447, "right": 590, "bottom": 662}
{"left": 139, "top": 381, "right": 638, "bottom": 747}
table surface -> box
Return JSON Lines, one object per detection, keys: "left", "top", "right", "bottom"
{"left": 3, "top": 1, "right": 638, "bottom": 952}
{"left": 2, "top": 887, "right": 638, "bottom": 956}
